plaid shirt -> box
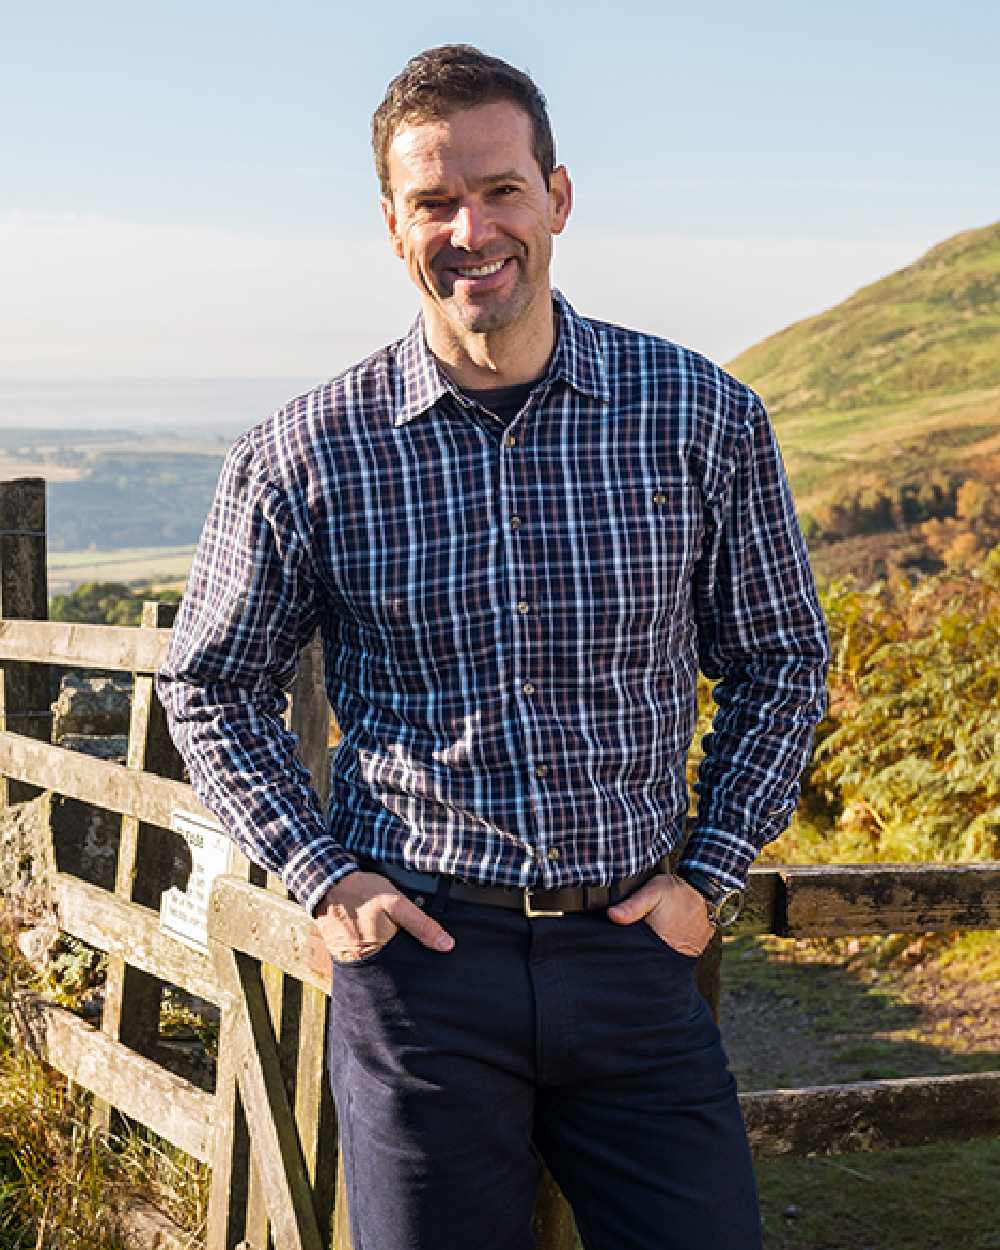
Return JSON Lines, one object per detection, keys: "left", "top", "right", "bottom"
{"left": 157, "top": 292, "right": 829, "bottom": 916}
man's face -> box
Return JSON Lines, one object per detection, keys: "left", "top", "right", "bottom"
{"left": 381, "top": 100, "right": 572, "bottom": 338}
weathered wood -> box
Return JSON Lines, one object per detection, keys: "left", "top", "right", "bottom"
{"left": 53, "top": 873, "right": 222, "bottom": 1005}
{"left": 207, "top": 996, "right": 250, "bottom": 1250}
{"left": 0, "top": 478, "right": 50, "bottom": 804}
{"left": 290, "top": 631, "right": 332, "bottom": 811}
{"left": 742, "top": 1070, "right": 1000, "bottom": 1158}
{"left": 211, "top": 946, "right": 326, "bottom": 1250}
{"left": 207, "top": 853, "right": 255, "bottom": 1250}
{"left": 779, "top": 862, "right": 1000, "bottom": 936}
{"left": 735, "top": 868, "right": 781, "bottom": 936}
{"left": 242, "top": 633, "right": 333, "bottom": 1245}
{"left": 209, "top": 876, "right": 332, "bottom": 994}
{"left": 102, "top": 602, "right": 184, "bottom": 1137}
{"left": 295, "top": 982, "right": 338, "bottom": 1249}
{"left": 332, "top": 1155, "right": 352, "bottom": 1250}
{"left": 13, "top": 991, "right": 214, "bottom": 1161}
{"left": 0, "top": 730, "right": 219, "bottom": 829}
{"left": 0, "top": 616, "right": 171, "bottom": 673}
{"left": 245, "top": 873, "right": 294, "bottom": 1250}
{"left": 533, "top": 1172, "right": 578, "bottom": 1250}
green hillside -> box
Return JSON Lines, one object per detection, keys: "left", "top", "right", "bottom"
{"left": 727, "top": 220, "right": 1000, "bottom": 580}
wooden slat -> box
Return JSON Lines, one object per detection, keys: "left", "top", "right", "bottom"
{"left": 12, "top": 991, "right": 214, "bottom": 1162}
{"left": 289, "top": 632, "right": 332, "bottom": 811}
{"left": 742, "top": 1070, "right": 1000, "bottom": 1158}
{"left": 212, "top": 947, "right": 326, "bottom": 1250}
{"left": 209, "top": 876, "right": 332, "bottom": 994}
{"left": 0, "top": 617, "right": 171, "bottom": 673}
{"left": 779, "top": 862, "right": 1000, "bottom": 936}
{"left": 207, "top": 996, "right": 250, "bottom": 1250}
{"left": 0, "top": 730, "right": 219, "bottom": 829}
{"left": 99, "top": 602, "right": 183, "bottom": 1141}
{"left": 53, "top": 873, "right": 223, "bottom": 1005}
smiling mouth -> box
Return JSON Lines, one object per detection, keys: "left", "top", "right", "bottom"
{"left": 448, "top": 258, "right": 511, "bottom": 280}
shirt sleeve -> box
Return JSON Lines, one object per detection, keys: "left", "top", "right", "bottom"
{"left": 155, "top": 433, "right": 359, "bottom": 915}
{"left": 681, "top": 394, "right": 830, "bottom": 889}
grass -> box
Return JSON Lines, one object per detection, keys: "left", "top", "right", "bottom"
{"left": 718, "top": 931, "right": 1000, "bottom": 1250}
{"left": 757, "top": 1140, "right": 1000, "bottom": 1250}
{"left": 0, "top": 910, "right": 207, "bottom": 1249}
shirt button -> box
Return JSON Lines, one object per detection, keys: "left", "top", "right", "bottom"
{"left": 534, "top": 764, "right": 549, "bottom": 778}
{"left": 522, "top": 681, "right": 535, "bottom": 695}
{"left": 653, "top": 491, "right": 668, "bottom": 505}
{"left": 510, "top": 515, "right": 522, "bottom": 530}
{"left": 517, "top": 600, "right": 530, "bottom": 614}
{"left": 547, "top": 848, "right": 561, "bottom": 861}
{"left": 504, "top": 433, "right": 517, "bottom": 447}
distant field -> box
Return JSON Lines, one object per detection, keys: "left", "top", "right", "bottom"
{"left": 47, "top": 546, "right": 194, "bottom": 595}
{"left": 0, "top": 456, "right": 84, "bottom": 483}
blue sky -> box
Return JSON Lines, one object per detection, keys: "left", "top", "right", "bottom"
{"left": 3, "top": 0, "right": 999, "bottom": 416}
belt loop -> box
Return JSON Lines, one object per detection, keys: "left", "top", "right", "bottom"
{"left": 434, "top": 872, "right": 453, "bottom": 911}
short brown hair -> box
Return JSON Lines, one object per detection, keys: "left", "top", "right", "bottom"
{"left": 372, "top": 44, "right": 556, "bottom": 198}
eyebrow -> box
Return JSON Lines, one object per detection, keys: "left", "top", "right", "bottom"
{"left": 404, "top": 170, "right": 528, "bottom": 204}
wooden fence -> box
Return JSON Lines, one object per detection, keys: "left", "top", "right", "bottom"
{"left": 2, "top": 475, "right": 1000, "bottom": 1250}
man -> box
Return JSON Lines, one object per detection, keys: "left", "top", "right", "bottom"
{"left": 158, "top": 44, "right": 829, "bottom": 1250}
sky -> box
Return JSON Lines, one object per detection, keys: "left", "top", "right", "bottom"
{"left": 3, "top": 0, "right": 999, "bottom": 426}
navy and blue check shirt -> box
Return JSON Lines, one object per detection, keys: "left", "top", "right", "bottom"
{"left": 157, "top": 292, "right": 829, "bottom": 916}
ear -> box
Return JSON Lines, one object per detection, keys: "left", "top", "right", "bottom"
{"left": 548, "top": 166, "right": 573, "bottom": 236}
{"left": 380, "top": 194, "right": 405, "bottom": 259}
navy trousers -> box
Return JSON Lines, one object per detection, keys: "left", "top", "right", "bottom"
{"left": 327, "top": 879, "right": 762, "bottom": 1250}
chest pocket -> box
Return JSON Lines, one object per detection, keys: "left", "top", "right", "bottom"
{"left": 584, "top": 479, "right": 704, "bottom": 618}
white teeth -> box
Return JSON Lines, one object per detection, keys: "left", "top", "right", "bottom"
{"left": 456, "top": 260, "right": 505, "bottom": 277}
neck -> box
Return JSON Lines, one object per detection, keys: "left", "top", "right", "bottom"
{"left": 423, "top": 291, "right": 556, "bottom": 390}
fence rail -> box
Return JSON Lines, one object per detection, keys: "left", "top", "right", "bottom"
{"left": 2, "top": 476, "right": 999, "bottom": 1250}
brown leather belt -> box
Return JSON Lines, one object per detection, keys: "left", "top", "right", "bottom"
{"left": 360, "top": 856, "right": 668, "bottom": 918}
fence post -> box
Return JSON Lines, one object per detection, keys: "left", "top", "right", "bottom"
{"left": 0, "top": 478, "right": 50, "bottom": 806}
{"left": 95, "top": 600, "right": 184, "bottom": 1135}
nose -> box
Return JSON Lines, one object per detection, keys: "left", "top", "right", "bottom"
{"left": 449, "top": 201, "right": 493, "bottom": 252}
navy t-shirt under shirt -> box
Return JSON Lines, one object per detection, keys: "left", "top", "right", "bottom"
{"left": 461, "top": 381, "right": 537, "bottom": 428}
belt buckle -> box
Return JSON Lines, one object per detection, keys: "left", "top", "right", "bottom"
{"left": 524, "top": 889, "right": 564, "bottom": 919}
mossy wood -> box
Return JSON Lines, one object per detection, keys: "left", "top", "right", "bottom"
{"left": 776, "top": 862, "right": 1000, "bottom": 935}
{"left": 12, "top": 990, "right": 214, "bottom": 1161}
{"left": 54, "top": 870, "right": 221, "bottom": 1003}
{"left": 744, "top": 1071, "right": 1000, "bottom": 1157}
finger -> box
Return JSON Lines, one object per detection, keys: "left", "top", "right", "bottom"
{"left": 384, "top": 893, "right": 455, "bottom": 952}
{"left": 607, "top": 880, "right": 664, "bottom": 924}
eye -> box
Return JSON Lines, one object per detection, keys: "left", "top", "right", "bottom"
{"left": 413, "top": 197, "right": 453, "bottom": 214}
{"left": 492, "top": 184, "right": 520, "bottom": 197}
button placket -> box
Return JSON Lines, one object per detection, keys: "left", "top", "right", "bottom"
{"left": 499, "top": 414, "right": 554, "bottom": 868}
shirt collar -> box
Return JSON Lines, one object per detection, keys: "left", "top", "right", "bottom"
{"left": 392, "top": 289, "right": 610, "bottom": 427}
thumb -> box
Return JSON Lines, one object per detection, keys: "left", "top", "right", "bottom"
{"left": 385, "top": 893, "right": 456, "bottom": 953}
{"left": 607, "top": 881, "right": 661, "bottom": 925}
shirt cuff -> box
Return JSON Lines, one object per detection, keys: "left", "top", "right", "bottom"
{"left": 677, "top": 827, "right": 758, "bottom": 891}
{"left": 282, "top": 839, "right": 360, "bottom": 917}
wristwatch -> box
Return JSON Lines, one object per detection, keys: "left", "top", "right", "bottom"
{"left": 676, "top": 867, "right": 744, "bottom": 928}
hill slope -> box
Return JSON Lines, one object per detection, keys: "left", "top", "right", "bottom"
{"left": 726, "top": 220, "right": 1000, "bottom": 580}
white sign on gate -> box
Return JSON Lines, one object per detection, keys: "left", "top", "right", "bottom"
{"left": 160, "top": 809, "right": 233, "bottom": 953}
